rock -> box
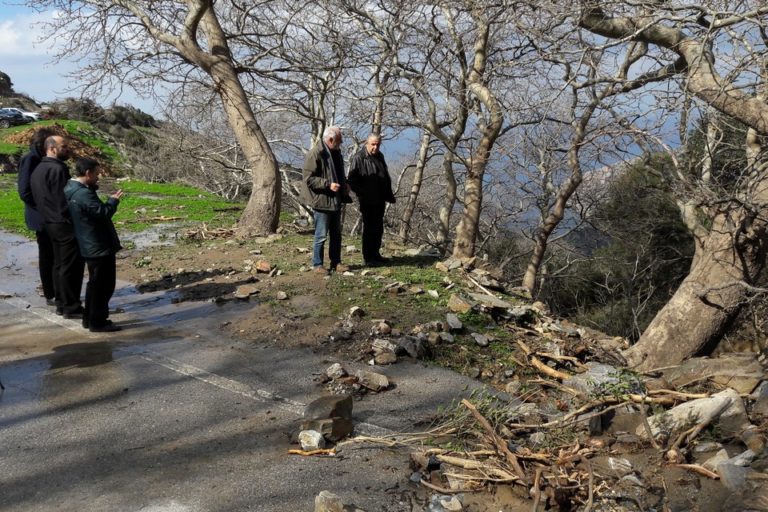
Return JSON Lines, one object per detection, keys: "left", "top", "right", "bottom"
{"left": 468, "top": 368, "right": 481, "bottom": 379}
{"left": 752, "top": 381, "right": 768, "bottom": 417}
{"left": 505, "top": 381, "right": 521, "bottom": 395}
{"left": 299, "top": 430, "right": 326, "bottom": 450}
{"left": 409, "top": 286, "right": 424, "bottom": 295}
{"left": 296, "top": 247, "right": 309, "bottom": 254}
{"left": 233, "top": 284, "right": 259, "bottom": 299}
{"left": 446, "top": 313, "right": 463, "bottom": 331}
{"left": 468, "top": 293, "right": 512, "bottom": 310}
{"left": 372, "top": 338, "right": 398, "bottom": 354}
{"left": 377, "top": 322, "right": 392, "bottom": 335}
{"left": 531, "top": 301, "right": 549, "bottom": 314}
{"left": 608, "top": 457, "right": 634, "bottom": 478}
{"left": 374, "top": 352, "right": 397, "bottom": 365}
{"left": 638, "top": 388, "right": 750, "bottom": 439}
{"left": 300, "top": 417, "right": 354, "bottom": 442}
{"left": 717, "top": 461, "right": 752, "bottom": 492}
{"left": 347, "top": 306, "right": 365, "bottom": 319}
{"left": 435, "top": 261, "right": 449, "bottom": 272}
{"left": 427, "top": 290, "right": 439, "bottom": 299}
{"left": 342, "top": 271, "right": 354, "bottom": 277}
{"left": 325, "top": 363, "right": 347, "bottom": 379}
{"left": 304, "top": 394, "right": 353, "bottom": 422}
{"left": 447, "top": 294, "right": 473, "bottom": 314}
{"left": 276, "top": 291, "right": 288, "bottom": 300}
{"left": 345, "top": 245, "right": 358, "bottom": 254}
{"left": 409, "top": 471, "right": 422, "bottom": 483}
{"left": 427, "top": 494, "right": 464, "bottom": 512}
{"left": 315, "top": 490, "right": 344, "bottom": 512}
{"left": 255, "top": 260, "right": 272, "bottom": 273}
{"left": 563, "top": 362, "right": 626, "bottom": 396}
{"left": 508, "top": 305, "right": 538, "bottom": 323}
{"left": 471, "top": 333, "right": 489, "bottom": 347}
{"left": 397, "top": 336, "right": 430, "bottom": 359}
{"left": 360, "top": 269, "right": 374, "bottom": 276}
{"left": 662, "top": 354, "right": 764, "bottom": 394}
{"left": 444, "top": 258, "right": 462, "bottom": 270}
{"left": 439, "top": 332, "right": 455, "bottom": 344}
{"left": 529, "top": 432, "right": 546, "bottom": 445}
{"left": 355, "top": 370, "right": 389, "bottom": 391}
{"left": 741, "top": 426, "right": 766, "bottom": 455}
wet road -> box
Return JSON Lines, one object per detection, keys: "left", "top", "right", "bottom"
{"left": 0, "top": 232, "right": 478, "bottom": 512}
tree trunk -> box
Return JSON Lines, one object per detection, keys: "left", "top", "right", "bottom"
{"left": 399, "top": 130, "right": 430, "bottom": 243}
{"left": 624, "top": 211, "right": 768, "bottom": 371}
{"left": 199, "top": 8, "right": 281, "bottom": 236}
{"left": 435, "top": 152, "right": 457, "bottom": 253}
{"left": 453, "top": 168, "right": 483, "bottom": 259}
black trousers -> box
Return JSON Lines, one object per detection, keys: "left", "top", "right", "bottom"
{"left": 85, "top": 254, "right": 116, "bottom": 328}
{"left": 35, "top": 229, "right": 55, "bottom": 300}
{"left": 45, "top": 223, "right": 84, "bottom": 313}
{"left": 360, "top": 202, "right": 386, "bottom": 262}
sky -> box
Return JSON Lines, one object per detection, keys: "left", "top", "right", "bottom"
{"left": 0, "top": 2, "right": 158, "bottom": 115}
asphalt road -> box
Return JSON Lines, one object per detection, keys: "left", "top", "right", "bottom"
{"left": 0, "top": 232, "right": 479, "bottom": 512}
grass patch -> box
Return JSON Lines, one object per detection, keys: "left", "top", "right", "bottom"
{"left": 0, "top": 173, "right": 244, "bottom": 235}
{"left": 0, "top": 174, "right": 30, "bottom": 236}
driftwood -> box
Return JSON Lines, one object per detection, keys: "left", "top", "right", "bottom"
{"left": 287, "top": 448, "right": 336, "bottom": 456}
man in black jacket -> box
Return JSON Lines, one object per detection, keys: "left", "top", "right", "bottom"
{"left": 64, "top": 158, "right": 123, "bottom": 332}
{"left": 29, "top": 135, "right": 85, "bottom": 317}
{"left": 347, "top": 134, "right": 395, "bottom": 266}
{"left": 17, "top": 127, "right": 56, "bottom": 304}
{"left": 302, "top": 126, "right": 352, "bottom": 274}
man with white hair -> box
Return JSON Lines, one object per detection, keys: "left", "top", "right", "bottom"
{"left": 302, "top": 126, "right": 352, "bottom": 274}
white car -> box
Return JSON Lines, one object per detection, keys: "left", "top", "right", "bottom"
{"left": 3, "top": 107, "right": 41, "bottom": 122}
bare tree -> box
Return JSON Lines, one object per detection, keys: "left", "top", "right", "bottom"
{"left": 29, "top": 0, "right": 281, "bottom": 235}
{"left": 576, "top": 1, "right": 768, "bottom": 369}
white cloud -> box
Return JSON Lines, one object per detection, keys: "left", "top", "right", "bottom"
{"left": 0, "top": 11, "right": 60, "bottom": 57}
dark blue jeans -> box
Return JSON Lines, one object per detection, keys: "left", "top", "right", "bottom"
{"left": 312, "top": 209, "right": 342, "bottom": 268}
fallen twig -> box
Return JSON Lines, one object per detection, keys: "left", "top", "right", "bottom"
{"left": 287, "top": 448, "right": 336, "bottom": 456}
{"left": 672, "top": 464, "right": 720, "bottom": 479}
{"left": 461, "top": 399, "right": 528, "bottom": 483}
{"left": 420, "top": 479, "right": 480, "bottom": 494}
{"left": 516, "top": 340, "right": 572, "bottom": 381}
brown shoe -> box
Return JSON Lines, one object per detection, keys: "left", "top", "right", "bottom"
{"left": 332, "top": 263, "right": 350, "bottom": 273}
{"left": 313, "top": 266, "right": 328, "bottom": 275}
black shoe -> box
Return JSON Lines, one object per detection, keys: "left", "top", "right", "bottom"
{"left": 89, "top": 323, "right": 122, "bottom": 333}
{"left": 56, "top": 308, "right": 64, "bottom": 316}
{"left": 364, "top": 260, "right": 382, "bottom": 267}
{"left": 374, "top": 256, "right": 391, "bottom": 265}
{"left": 82, "top": 319, "right": 90, "bottom": 329}
{"left": 46, "top": 298, "right": 56, "bottom": 306}
{"left": 63, "top": 310, "right": 84, "bottom": 319}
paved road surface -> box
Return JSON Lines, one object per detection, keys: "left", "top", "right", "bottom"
{"left": 0, "top": 232, "right": 479, "bottom": 512}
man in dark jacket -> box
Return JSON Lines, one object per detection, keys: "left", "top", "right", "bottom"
{"left": 30, "top": 135, "right": 85, "bottom": 317}
{"left": 347, "top": 134, "right": 395, "bottom": 266}
{"left": 64, "top": 158, "right": 123, "bottom": 332}
{"left": 302, "top": 126, "right": 352, "bottom": 274}
{"left": 17, "top": 127, "right": 56, "bottom": 304}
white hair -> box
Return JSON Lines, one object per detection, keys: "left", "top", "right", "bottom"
{"left": 323, "top": 125, "right": 341, "bottom": 142}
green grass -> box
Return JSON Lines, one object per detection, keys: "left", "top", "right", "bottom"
{"left": 0, "top": 174, "right": 29, "bottom": 236}
{"left": 0, "top": 173, "right": 244, "bottom": 235}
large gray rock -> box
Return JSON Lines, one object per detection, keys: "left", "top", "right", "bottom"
{"left": 355, "top": 370, "right": 389, "bottom": 391}
{"left": 445, "top": 313, "right": 463, "bottom": 331}
{"left": 304, "top": 394, "right": 353, "bottom": 421}
{"left": 752, "top": 381, "right": 768, "bottom": 417}
{"left": 397, "top": 336, "right": 430, "bottom": 359}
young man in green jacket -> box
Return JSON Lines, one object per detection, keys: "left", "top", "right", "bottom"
{"left": 64, "top": 158, "right": 124, "bottom": 332}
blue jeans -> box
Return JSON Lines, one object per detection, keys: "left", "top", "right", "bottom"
{"left": 313, "top": 209, "right": 342, "bottom": 268}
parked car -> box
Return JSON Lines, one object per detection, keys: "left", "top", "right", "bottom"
{"left": 0, "top": 108, "right": 29, "bottom": 128}
{"left": 2, "top": 107, "right": 41, "bottom": 122}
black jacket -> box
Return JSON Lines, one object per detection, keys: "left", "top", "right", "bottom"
{"left": 347, "top": 148, "right": 395, "bottom": 205}
{"left": 63, "top": 180, "right": 122, "bottom": 258}
{"left": 302, "top": 142, "right": 352, "bottom": 211}
{"left": 29, "top": 157, "right": 72, "bottom": 224}
{"left": 17, "top": 145, "right": 45, "bottom": 231}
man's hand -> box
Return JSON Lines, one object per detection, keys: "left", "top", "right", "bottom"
{"left": 329, "top": 182, "right": 340, "bottom": 192}
{"left": 111, "top": 189, "right": 124, "bottom": 200}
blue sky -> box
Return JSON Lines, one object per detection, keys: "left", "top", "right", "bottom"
{"left": 0, "top": 2, "right": 158, "bottom": 114}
